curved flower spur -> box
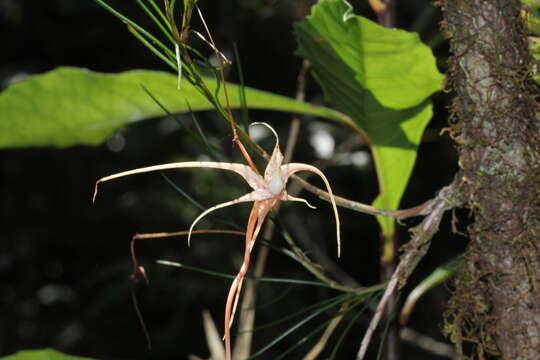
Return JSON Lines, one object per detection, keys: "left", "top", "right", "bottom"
{"left": 93, "top": 122, "right": 341, "bottom": 360}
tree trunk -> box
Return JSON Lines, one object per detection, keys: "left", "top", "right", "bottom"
{"left": 441, "top": 0, "right": 540, "bottom": 359}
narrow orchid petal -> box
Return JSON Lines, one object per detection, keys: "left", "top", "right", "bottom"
{"left": 228, "top": 200, "right": 273, "bottom": 329}
{"left": 252, "top": 199, "right": 276, "bottom": 242}
{"left": 282, "top": 163, "right": 342, "bottom": 257}
{"left": 188, "top": 192, "right": 258, "bottom": 246}
{"left": 250, "top": 122, "right": 284, "bottom": 182}
{"left": 228, "top": 238, "right": 256, "bottom": 329}
{"left": 283, "top": 193, "right": 317, "bottom": 209}
{"left": 224, "top": 203, "right": 260, "bottom": 359}
{"left": 93, "top": 161, "right": 264, "bottom": 202}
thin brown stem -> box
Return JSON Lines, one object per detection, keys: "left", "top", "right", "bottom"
{"left": 293, "top": 175, "right": 432, "bottom": 219}
{"left": 195, "top": 6, "right": 259, "bottom": 174}
{"left": 130, "top": 229, "right": 245, "bottom": 283}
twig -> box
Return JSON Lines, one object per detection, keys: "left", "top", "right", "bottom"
{"left": 130, "top": 229, "right": 245, "bottom": 283}
{"left": 400, "top": 327, "right": 458, "bottom": 359}
{"left": 293, "top": 175, "right": 433, "bottom": 219}
{"left": 195, "top": 5, "right": 258, "bottom": 174}
{"left": 355, "top": 177, "right": 465, "bottom": 359}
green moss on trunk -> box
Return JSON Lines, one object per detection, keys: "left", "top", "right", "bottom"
{"left": 440, "top": 0, "right": 540, "bottom": 358}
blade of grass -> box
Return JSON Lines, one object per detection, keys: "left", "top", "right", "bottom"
{"left": 276, "top": 300, "right": 360, "bottom": 360}
{"left": 139, "top": 85, "right": 225, "bottom": 159}
{"left": 275, "top": 318, "right": 335, "bottom": 360}
{"left": 160, "top": 173, "right": 206, "bottom": 212}
{"left": 127, "top": 25, "right": 178, "bottom": 71}
{"left": 139, "top": 84, "right": 188, "bottom": 132}
{"left": 170, "top": 0, "right": 178, "bottom": 15}
{"left": 157, "top": 260, "right": 336, "bottom": 288}
{"left": 232, "top": 42, "right": 249, "bottom": 131}
{"left": 95, "top": 0, "right": 176, "bottom": 63}
{"left": 141, "top": 84, "right": 230, "bottom": 160}
{"left": 303, "top": 301, "right": 357, "bottom": 360}
{"left": 186, "top": 101, "right": 228, "bottom": 161}
{"left": 329, "top": 294, "right": 379, "bottom": 359}
{"left": 247, "top": 295, "right": 351, "bottom": 359}
{"left": 135, "top": 0, "right": 176, "bottom": 44}
{"left": 252, "top": 286, "right": 296, "bottom": 311}
{"left": 249, "top": 293, "right": 351, "bottom": 333}
{"left": 160, "top": 173, "right": 242, "bottom": 231}
{"left": 375, "top": 292, "right": 402, "bottom": 360}
{"left": 144, "top": 0, "right": 172, "bottom": 32}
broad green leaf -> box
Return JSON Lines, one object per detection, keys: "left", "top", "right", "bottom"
{"left": 0, "top": 349, "right": 94, "bottom": 360}
{"left": 0, "top": 67, "right": 354, "bottom": 149}
{"left": 294, "top": 0, "right": 443, "bottom": 235}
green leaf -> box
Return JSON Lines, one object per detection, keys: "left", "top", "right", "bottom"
{"left": 0, "top": 67, "right": 353, "bottom": 149}
{"left": 400, "top": 255, "right": 464, "bottom": 324}
{"left": 294, "top": 0, "right": 443, "bottom": 235}
{"left": 0, "top": 349, "right": 94, "bottom": 360}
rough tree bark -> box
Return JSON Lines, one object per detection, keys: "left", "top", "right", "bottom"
{"left": 440, "top": 0, "right": 540, "bottom": 359}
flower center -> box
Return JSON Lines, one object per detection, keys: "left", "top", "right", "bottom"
{"left": 268, "top": 175, "right": 283, "bottom": 195}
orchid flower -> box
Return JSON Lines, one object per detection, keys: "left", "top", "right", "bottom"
{"left": 93, "top": 122, "right": 340, "bottom": 360}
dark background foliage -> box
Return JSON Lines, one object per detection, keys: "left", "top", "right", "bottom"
{"left": 0, "top": 0, "right": 465, "bottom": 358}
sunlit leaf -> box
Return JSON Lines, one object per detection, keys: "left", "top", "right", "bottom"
{"left": 294, "top": 0, "right": 443, "bottom": 234}
{"left": 0, "top": 67, "right": 353, "bottom": 149}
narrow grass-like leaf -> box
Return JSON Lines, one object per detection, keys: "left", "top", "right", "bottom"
{"left": 251, "top": 286, "right": 297, "bottom": 311}
{"left": 375, "top": 293, "right": 402, "bottom": 360}
{"left": 139, "top": 85, "right": 224, "bottom": 158}
{"left": 160, "top": 173, "right": 206, "bottom": 212}
{"left": 160, "top": 173, "right": 241, "bottom": 231}
{"left": 186, "top": 101, "right": 226, "bottom": 160}
{"left": 274, "top": 316, "right": 338, "bottom": 360}
{"left": 157, "top": 260, "right": 333, "bottom": 288}
{"left": 145, "top": 0, "right": 172, "bottom": 32}
{"left": 95, "top": 0, "right": 176, "bottom": 63}
{"left": 135, "top": 0, "right": 175, "bottom": 45}
{"left": 329, "top": 298, "right": 374, "bottom": 359}
{"left": 274, "top": 298, "right": 363, "bottom": 360}
{"left": 233, "top": 42, "right": 250, "bottom": 130}
{"left": 169, "top": 0, "right": 177, "bottom": 15}
{"left": 127, "top": 25, "right": 177, "bottom": 71}
{"left": 251, "top": 293, "right": 351, "bottom": 333}
{"left": 248, "top": 295, "right": 350, "bottom": 359}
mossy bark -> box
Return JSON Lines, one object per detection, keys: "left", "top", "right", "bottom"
{"left": 440, "top": 0, "right": 540, "bottom": 358}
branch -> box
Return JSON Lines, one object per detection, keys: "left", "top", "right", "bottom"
{"left": 400, "top": 327, "right": 458, "bottom": 359}
{"left": 356, "top": 177, "right": 465, "bottom": 359}
{"left": 293, "top": 174, "right": 433, "bottom": 219}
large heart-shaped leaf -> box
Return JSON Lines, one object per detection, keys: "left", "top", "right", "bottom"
{"left": 0, "top": 67, "right": 354, "bottom": 148}
{"left": 294, "top": 0, "right": 443, "bottom": 234}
